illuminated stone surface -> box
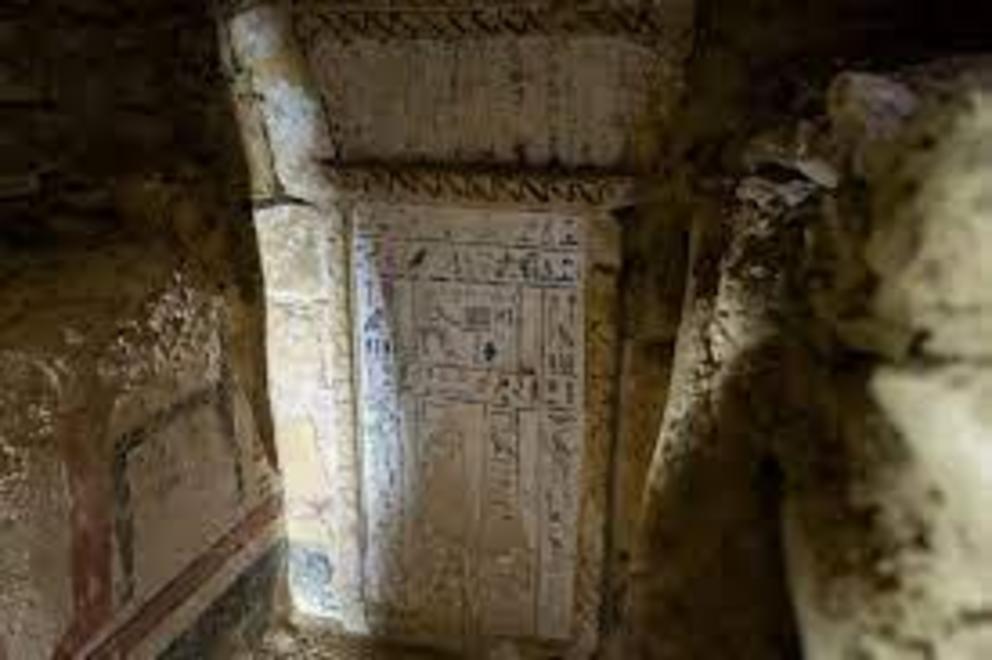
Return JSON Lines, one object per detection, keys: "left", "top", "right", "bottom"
{"left": 353, "top": 204, "right": 587, "bottom": 647}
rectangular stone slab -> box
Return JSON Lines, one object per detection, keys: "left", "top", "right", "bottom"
{"left": 352, "top": 203, "right": 586, "bottom": 647}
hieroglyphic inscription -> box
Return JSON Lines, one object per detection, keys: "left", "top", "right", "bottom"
{"left": 353, "top": 204, "right": 585, "bottom": 643}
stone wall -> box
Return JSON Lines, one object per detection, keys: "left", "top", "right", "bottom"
{"left": 294, "top": 0, "right": 690, "bottom": 173}
{"left": 629, "top": 160, "right": 813, "bottom": 660}
{"left": 783, "top": 59, "right": 992, "bottom": 660}
{"left": 0, "top": 1, "right": 282, "bottom": 656}
{"left": 623, "top": 8, "right": 992, "bottom": 653}
{"left": 221, "top": 1, "right": 691, "bottom": 657}
{"left": 18, "top": 2, "right": 990, "bottom": 658}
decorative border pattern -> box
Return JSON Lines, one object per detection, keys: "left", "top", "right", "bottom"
{"left": 323, "top": 161, "right": 638, "bottom": 209}
{"left": 294, "top": 4, "right": 672, "bottom": 43}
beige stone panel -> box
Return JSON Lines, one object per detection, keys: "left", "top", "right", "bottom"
{"left": 279, "top": 416, "right": 333, "bottom": 546}
{"left": 126, "top": 403, "right": 242, "bottom": 602}
{"left": 266, "top": 302, "right": 328, "bottom": 401}
{"left": 307, "top": 35, "right": 669, "bottom": 170}
{"left": 255, "top": 205, "right": 334, "bottom": 302}
{"left": 228, "top": 3, "right": 336, "bottom": 205}
{"left": 228, "top": 75, "right": 280, "bottom": 200}
{"left": 266, "top": 296, "right": 363, "bottom": 626}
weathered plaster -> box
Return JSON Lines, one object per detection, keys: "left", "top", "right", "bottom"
{"left": 785, "top": 61, "right": 992, "bottom": 660}
{"left": 0, "top": 0, "right": 280, "bottom": 655}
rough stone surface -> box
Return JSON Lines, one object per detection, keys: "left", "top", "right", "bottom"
{"left": 295, "top": 0, "right": 690, "bottom": 173}
{"left": 0, "top": 240, "right": 281, "bottom": 658}
{"left": 0, "top": 0, "right": 280, "bottom": 656}
{"left": 31, "top": 3, "right": 992, "bottom": 660}
{"left": 620, "top": 47, "right": 992, "bottom": 659}
{"left": 837, "top": 73, "right": 992, "bottom": 360}
{"left": 786, "top": 62, "right": 992, "bottom": 660}
{"left": 227, "top": 3, "right": 338, "bottom": 206}
{"left": 307, "top": 36, "right": 676, "bottom": 172}
{"left": 629, "top": 175, "right": 809, "bottom": 660}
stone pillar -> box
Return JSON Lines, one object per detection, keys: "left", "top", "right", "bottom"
{"left": 223, "top": 2, "right": 364, "bottom": 631}
{"left": 629, "top": 170, "right": 812, "bottom": 658}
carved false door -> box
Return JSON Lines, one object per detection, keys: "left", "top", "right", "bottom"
{"left": 352, "top": 203, "right": 590, "bottom": 649}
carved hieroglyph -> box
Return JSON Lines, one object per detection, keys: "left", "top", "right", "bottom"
{"left": 353, "top": 203, "right": 585, "bottom": 645}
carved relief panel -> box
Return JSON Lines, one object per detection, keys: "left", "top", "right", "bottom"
{"left": 352, "top": 204, "right": 586, "bottom": 646}
{"left": 297, "top": 0, "right": 687, "bottom": 173}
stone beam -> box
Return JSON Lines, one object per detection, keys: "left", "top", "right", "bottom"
{"left": 321, "top": 161, "right": 640, "bottom": 210}
{"left": 294, "top": 3, "right": 675, "bottom": 44}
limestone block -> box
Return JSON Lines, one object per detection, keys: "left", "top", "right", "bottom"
{"left": 254, "top": 204, "right": 334, "bottom": 301}
{"left": 306, "top": 33, "right": 672, "bottom": 171}
{"left": 228, "top": 4, "right": 336, "bottom": 205}
{"left": 230, "top": 79, "right": 281, "bottom": 200}
{"left": 316, "top": 286, "right": 355, "bottom": 382}
{"left": 278, "top": 417, "right": 331, "bottom": 544}
{"left": 264, "top": 291, "right": 362, "bottom": 627}
{"left": 786, "top": 365, "right": 992, "bottom": 660}
{"left": 266, "top": 301, "right": 328, "bottom": 405}
{"left": 252, "top": 199, "right": 360, "bottom": 627}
